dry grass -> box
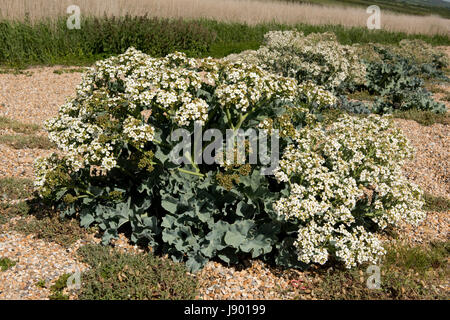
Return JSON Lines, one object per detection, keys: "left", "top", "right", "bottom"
{"left": 0, "top": 0, "right": 448, "bottom": 36}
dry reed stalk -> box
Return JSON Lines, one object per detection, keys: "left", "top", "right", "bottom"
{"left": 0, "top": 0, "right": 448, "bottom": 35}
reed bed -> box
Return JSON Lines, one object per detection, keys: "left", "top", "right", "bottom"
{"left": 0, "top": 0, "right": 448, "bottom": 36}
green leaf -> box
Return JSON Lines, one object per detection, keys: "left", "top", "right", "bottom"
{"left": 224, "top": 220, "right": 254, "bottom": 248}
{"left": 186, "top": 253, "right": 208, "bottom": 273}
{"left": 80, "top": 213, "right": 94, "bottom": 228}
{"left": 55, "top": 188, "right": 68, "bottom": 201}
{"left": 161, "top": 198, "right": 178, "bottom": 214}
{"left": 240, "top": 235, "right": 273, "bottom": 258}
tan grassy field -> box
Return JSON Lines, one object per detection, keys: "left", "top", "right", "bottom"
{"left": 0, "top": 0, "right": 448, "bottom": 35}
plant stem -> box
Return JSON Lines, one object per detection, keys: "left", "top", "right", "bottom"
{"left": 234, "top": 105, "right": 257, "bottom": 131}
{"left": 225, "top": 108, "right": 235, "bottom": 130}
{"left": 184, "top": 151, "right": 200, "bottom": 171}
{"left": 178, "top": 168, "right": 204, "bottom": 177}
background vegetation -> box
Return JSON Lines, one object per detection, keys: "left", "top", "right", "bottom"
{"left": 0, "top": 0, "right": 448, "bottom": 35}
{"left": 1, "top": 16, "right": 449, "bottom": 68}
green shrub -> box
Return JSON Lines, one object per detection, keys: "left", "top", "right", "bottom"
{"left": 77, "top": 245, "right": 198, "bottom": 300}
{"left": 85, "top": 15, "right": 216, "bottom": 57}
{"left": 0, "top": 15, "right": 216, "bottom": 67}
{"left": 1, "top": 17, "right": 449, "bottom": 67}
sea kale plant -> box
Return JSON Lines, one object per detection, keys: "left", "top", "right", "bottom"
{"left": 35, "top": 48, "right": 425, "bottom": 272}
{"left": 391, "top": 39, "right": 449, "bottom": 79}
{"left": 226, "top": 31, "right": 367, "bottom": 92}
{"left": 364, "top": 46, "right": 447, "bottom": 114}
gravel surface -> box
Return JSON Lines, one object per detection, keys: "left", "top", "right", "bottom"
{"left": 395, "top": 210, "right": 449, "bottom": 245}
{"left": 0, "top": 230, "right": 89, "bottom": 300}
{"left": 0, "top": 67, "right": 82, "bottom": 125}
{"left": 0, "top": 146, "right": 56, "bottom": 179}
{"left": 193, "top": 260, "right": 299, "bottom": 300}
{"left": 0, "top": 217, "right": 143, "bottom": 300}
{"left": 394, "top": 119, "right": 449, "bottom": 199}
{"left": 0, "top": 59, "right": 448, "bottom": 300}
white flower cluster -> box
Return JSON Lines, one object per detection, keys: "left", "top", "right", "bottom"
{"left": 174, "top": 98, "right": 209, "bottom": 126}
{"left": 34, "top": 154, "right": 61, "bottom": 189}
{"left": 123, "top": 116, "right": 155, "bottom": 148}
{"left": 44, "top": 108, "right": 117, "bottom": 172}
{"left": 215, "top": 62, "right": 298, "bottom": 112}
{"left": 231, "top": 31, "right": 367, "bottom": 90}
{"left": 36, "top": 47, "right": 306, "bottom": 196}
{"left": 273, "top": 114, "right": 425, "bottom": 268}
{"left": 297, "top": 81, "right": 337, "bottom": 108}
{"left": 89, "top": 47, "right": 297, "bottom": 119}
{"left": 295, "top": 222, "right": 386, "bottom": 267}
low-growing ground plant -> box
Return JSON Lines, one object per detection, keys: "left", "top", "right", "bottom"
{"left": 0, "top": 134, "right": 55, "bottom": 149}
{"left": 48, "top": 273, "right": 71, "bottom": 300}
{"left": 34, "top": 48, "right": 426, "bottom": 272}
{"left": 443, "top": 93, "right": 450, "bottom": 102}
{"left": 76, "top": 244, "right": 198, "bottom": 300}
{"left": 297, "top": 241, "right": 449, "bottom": 300}
{"left": 53, "top": 68, "right": 87, "bottom": 75}
{"left": 346, "top": 90, "right": 377, "bottom": 102}
{"left": 425, "top": 82, "right": 447, "bottom": 94}
{"left": 423, "top": 193, "right": 450, "bottom": 212}
{"left": 0, "top": 177, "right": 34, "bottom": 200}
{"left": 0, "top": 257, "right": 16, "bottom": 271}
{"left": 0, "top": 116, "right": 41, "bottom": 134}
{"left": 12, "top": 199, "right": 90, "bottom": 247}
{"left": 0, "top": 202, "right": 30, "bottom": 225}
{"left": 0, "top": 68, "right": 32, "bottom": 76}
{"left": 1, "top": 197, "right": 90, "bottom": 247}
{"left": 35, "top": 279, "right": 46, "bottom": 288}
{"left": 393, "top": 110, "right": 450, "bottom": 126}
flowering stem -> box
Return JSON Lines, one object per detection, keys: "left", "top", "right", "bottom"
{"left": 234, "top": 105, "right": 257, "bottom": 131}
{"left": 178, "top": 168, "right": 204, "bottom": 177}
{"left": 235, "top": 113, "right": 247, "bottom": 131}
{"left": 225, "top": 108, "right": 235, "bottom": 130}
